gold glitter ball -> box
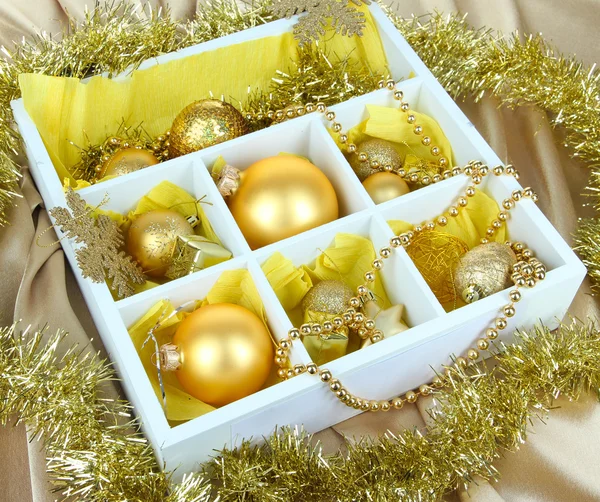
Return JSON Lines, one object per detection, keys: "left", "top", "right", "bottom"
{"left": 100, "top": 147, "right": 159, "bottom": 179}
{"left": 349, "top": 139, "right": 402, "bottom": 181}
{"left": 454, "top": 242, "right": 517, "bottom": 303}
{"left": 301, "top": 280, "right": 355, "bottom": 316}
{"left": 168, "top": 99, "right": 248, "bottom": 158}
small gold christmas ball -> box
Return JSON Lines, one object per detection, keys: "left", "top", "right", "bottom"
{"left": 454, "top": 242, "right": 518, "bottom": 303}
{"left": 101, "top": 148, "right": 159, "bottom": 179}
{"left": 301, "top": 280, "right": 355, "bottom": 316}
{"left": 362, "top": 172, "right": 410, "bottom": 204}
{"left": 127, "top": 209, "right": 193, "bottom": 277}
{"left": 349, "top": 139, "right": 402, "bottom": 181}
{"left": 169, "top": 99, "right": 248, "bottom": 158}
{"left": 172, "top": 303, "right": 273, "bottom": 407}
{"left": 228, "top": 156, "right": 339, "bottom": 249}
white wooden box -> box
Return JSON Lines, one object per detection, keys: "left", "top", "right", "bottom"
{"left": 11, "top": 5, "right": 586, "bottom": 478}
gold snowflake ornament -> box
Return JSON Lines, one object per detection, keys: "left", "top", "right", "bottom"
{"left": 49, "top": 189, "right": 146, "bottom": 298}
{"left": 271, "top": 0, "right": 370, "bottom": 46}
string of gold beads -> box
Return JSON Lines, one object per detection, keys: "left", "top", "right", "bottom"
{"left": 274, "top": 162, "right": 543, "bottom": 411}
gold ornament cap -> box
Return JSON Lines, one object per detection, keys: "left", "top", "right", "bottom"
{"left": 159, "top": 343, "right": 181, "bottom": 371}
{"left": 216, "top": 164, "right": 242, "bottom": 198}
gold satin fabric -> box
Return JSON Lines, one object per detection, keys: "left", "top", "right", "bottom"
{"left": 0, "top": 1, "right": 599, "bottom": 501}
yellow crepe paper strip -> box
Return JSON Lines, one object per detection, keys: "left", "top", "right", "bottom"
{"left": 262, "top": 233, "right": 392, "bottom": 364}
{"left": 127, "top": 268, "right": 274, "bottom": 423}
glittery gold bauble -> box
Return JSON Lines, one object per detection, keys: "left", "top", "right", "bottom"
{"left": 168, "top": 100, "right": 248, "bottom": 158}
{"left": 100, "top": 147, "right": 159, "bottom": 179}
{"left": 225, "top": 156, "right": 339, "bottom": 249}
{"left": 362, "top": 172, "right": 410, "bottom": 204}
{"left": 349, "top": 139, "right": 402, "bottom": 181}
{"left": 163, "top": 303, "right": 273, "bottom": 407}
{"left": 301, "top": 280, "right": 355, "bottom": 316}
{"left": 405, "top": 231, "right": 470, "bottom": 304}
{"left": 454, "top": 242, "right": 518, "bottom": 303}
{"left": 126, "top": 209, "right": 193, "bottom": 277}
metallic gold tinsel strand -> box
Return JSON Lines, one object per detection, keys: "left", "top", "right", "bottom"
{"left": 1, "top": 320, "right": 599, "bottom": 501}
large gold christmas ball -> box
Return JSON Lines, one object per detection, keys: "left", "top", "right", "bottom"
{"left": 362, "top": 172, "right": 410, "bottom": 204}
{"left": 127, "top": 209, "right": 193, "bottom": 277}
{"left": 349, "top": 139, "right": 402, "bottom": 181}
{"left": 169, "top": 99, "right": 248, "bottom": 158}
{"left": 172, "top": 303, "right": 273, "bottom": 407}
{"left": 301, "top": 280, "right": 354, "bottom": 316}
{"left": 454, "top": 242, "right": 517, "bottom": 303}
{"left": 228, "top": 156, "right": 339, "bottom": 249}
{"left": 101, "top": 147, "right": 159, "bottom": 179}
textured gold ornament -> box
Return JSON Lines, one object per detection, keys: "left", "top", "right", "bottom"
{"left": 405, "top": 230, "right": 470, "bottom": 304}
{"left": 454, "top": 242, "right": 518, "bottom": 303}
{"left": 301, "top": 280, "right": 355, "bottom": 316}
{"left": 160, "top": 303, "right": 273, "bottom": 407}
{"left": 216, "top": 156, "right": 339, "bottom": 249}
{"left": 126, "top": 210, "right": 194, "bottom": 278}
{"left": 100, "top": 147, "right": 159, "bottom": 179}
{"left": 168, "top": 100, "right": 248, "bottom": 158}
{"left": 349, "top": 139, "right": 402, "bottom": 181}
{"left": 362, "top": 171, "right": 410, "bottom": 204}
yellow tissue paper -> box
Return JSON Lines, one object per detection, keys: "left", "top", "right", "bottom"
{"left": 331, "top": 104, "right": 454, "bottom": 167}
{"left": 262, "top": 233, "right": 392, "bottom": 365}
{"left": 19, "top": 5, "right": 388, "bottom": 185}
{"left": 127, "top": 269, "right": 275, "bottom": 424}
{"left": 388, "top": 189, "right": 507, "bottom": 249}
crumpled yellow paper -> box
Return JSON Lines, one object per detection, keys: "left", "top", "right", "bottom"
{"left": 127, "top": 268, "right": 275, "bottom": 424}
{"left": 95, "top": 180, "right": 228, "bottom": 296}
{"left": 388, "top": 189, "right": 507, "bottom": 249}
{"left": 19, "top": 5, "right": 388, "bottom": 185}
{"left": 261, "top": 233, "right": 392, "bottom": 365}
{"left": 331, "top": 104, "right": 454, "bottom": 167}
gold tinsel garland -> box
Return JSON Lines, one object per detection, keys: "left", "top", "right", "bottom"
{"left": 2, "top": 320, "right": 599, "bottom": 501}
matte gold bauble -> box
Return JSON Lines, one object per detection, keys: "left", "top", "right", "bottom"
{"left": 362, "top": 172, "right": 410, "bottom": 204}
{"left": 100, "top": 147, "right": 159, "bottom": 179}
{"left": 301, "top": 280, "right": 354, "bottom": 316}
{"left": 349, "top": 139, "right": 402, "bottom": 181}
{"left": 162, "top": 303, "right": 274, "bottom": 407}
{"left": 454, "top": 242, "right": 517, "bottom": 303}
{"left": 168, "top": 99, "right": 248, "bottom": 158}
{"left": 220, "top": 156, "right": 339, "bottom": 249}
{"left": 127, "top": 209, "right": 194, "bottom": 277}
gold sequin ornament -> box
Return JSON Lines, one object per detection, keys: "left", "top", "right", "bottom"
{"left": 100, "top": 147, "right": 159, "bottom": 179}
{"left": 349, "top": 139, "right": 402, "bottom": 181}
{"left": 454, "top": 242, "right": 518, "bottom": 303}
{"left": 168, "top": 100, "right": 248, "bottom": 158}
{"left": 301, "top": 280, "right": 355, "bottom": 316}
{"left": 362, "top": 172, "right": 410, "bottom": 204}
{"left": 126, "top": 210, "right": 194, "bottom": 278}
{"left": 405, "top": 231, "right": 470, "bottom": 304}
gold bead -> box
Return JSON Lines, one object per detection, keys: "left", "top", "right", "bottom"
{"left": 370, "top": 401, "right": 380, "bottom": 412}
{"left": 498, "top": 211, "right": 508, "bottom": 222}
{"left": 364, "top": 271, "right": 376, "bottom": 282}
{"left": 458, "top": 197, "right": 468, "bottom": 207}
{"left": 275, "top": 356, "right": 286, "bottom": 365}
{"left": 442, "top": 170, "right": 452, "bottom": 178}
{"left": 509, "top": 290, "right": 521, "bottom": 302}
{"left": 332, "top": 122, "right": 342, "bottom": 132}
{"left": 431, "top": 146, "right": 440, "bottom": 156}
{"left": 512, "top": 190, "right": 522, "bottom": 201}
{"left": 300, "top": 324, "right": 312, "bottom": 335}
{"left": 419, "top": 384, "right": 431, "bottom": 396}
{"left": 316, "top": 102, "right": 326, "bottom": 113}
{"left": 401, "top": 102, "right": 410, "bottom": 112}
{"left": 492, "top": 219, "right": 502, "bottom": 229}
{"left": 390, "top": 237, "right": 402, "bottom": 248}
{"left": 339, "top": 134, "right": 348, "bottom": 143}
{"left": 392, "top": 397, "right": 404, "bottom": 409}
{"left": 394, "top": 90, "right": 404, "bottom": 100}
{"left": 380, "top": 401, "right": 391, "bottom": 412}
{"left": 322, "top": 321, "right": 333, "bottom": 332}
{"left": 386, "top": 78, "right": 395, "bottom": 89}
{"left": 276, "top": 348, "right": 286, "bottom": 357}
{"left": 449, "top": 206, "right": 459, "bottom": 217}
{"left": 405, "top": 391, "right": 418, "bottom": 403}
{"left": 329, "top": 379, "right": 341, "bottom": 391}
{"left": 486, "top": 328, "right": 499, "bottom": 340}
{"left": 370, "top": 159, "right": 380, "bottom": 169}
{"left": 372, "top": 259, "right": 383, "bottom": 270}
{"left": 332, "top": 317, "right": 343, "bottom": 328}
{"left": 503, "top": 199, "right": 515, "bottom": 210}
{"left": 493, "top": 165, "right": 504, "bottom": 176}
{"left": 319, "top": 369, "right": 332, "bottom": 382}
{"left": 364, "top": 319, "right": 375, "bottom": 330}
{"left": 312, "top": 324, "right": 322, "bottom": 336}
{"left": 361, "top": 401, "right": 371, "bottom": 412}
{"left": 279, "top": 339, "right": 291, "bottom": 350}
{"left": 477, "top": 338, "right": 489, "bottom": 351}
{"left": 504, "top": 305, "right": 516, "bottom": 317}
{"left": 407, "top": 114, "right": 416, "bottom": 124}
{"left": 277, "top": 368, "right": 288, "bottom": 379}
{"left": 380, "top": 247, "right": 391, "bottom": 258}
{"left": 353, "top": 312, "right": 365, "bottom": 324}
{"left": 294, "top": 364, "right": 305, "bottom": 375}
{"left": 467, "top": 349, "right": 479, "bottom": 360}
{"left": 452, "top": 167, "right": 462, "bottom": 177}
{"left": 437, "top": 216, "right": 448, "bottom": 226}
{"left": 422, "top": 136, "right": 432, "bottom": 146}
{"left": 347, "top": 143, "right": 357, "bottom": 153}
{"left": 358, "top": 152, "right": 368, "bottom": 162}
{"left": 422, "top": 176, "right": 431, "bottom": 185}
{"left": 432, "top": 375, "right": 444, "bottom": 388}
{"left": 357, "top": 285, "right": 369, "bottom": 295}
{"left": 439, "top": 157, "right": 448, "bottom": 166}
{"left": 455, "top": 356, "right": 468, "bottom": 368}
{"left": 337, "top": 389, "right": 348, "bottom": 400}
{"left": 472, "top": 175, "right": 482, "bottom": 184}
{"left": 414, "top": 125, "right": 423, "bottom": 135}
{"left": 496, "top": 318, "right": 508, "bottom": 330}
{"left": 414, "top": 225, "right": 423, "bottom": 233}
{"left": 349, "top": 297, "right": 361, "bottom": 308}
{"left": 306, "top": 363, "right": 318, "bottom": 374}
{"left": 466, "top": 186, "right": 476, "bottom": 197}
{"left": 370, "top": 333, "right": 383, "bottom": 344}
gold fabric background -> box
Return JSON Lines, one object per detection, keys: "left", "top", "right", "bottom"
{"left": 1, "top": 1, "right": 599, "bottom": 501}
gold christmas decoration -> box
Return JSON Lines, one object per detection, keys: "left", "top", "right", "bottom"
{"left": 100, "top": 147, "right": 159, "bottom": 179}
{"left": 165, "top": 235, "right": 232, "bottom": 280}
{"left": 405, "top": 231, "right": 470, "bottom": 304}
{"left": 349, "top": 139, "right": 402, "bottom": 181}
{"left": 454, "top": 243, "right": 518, "bottom": 303}
{"left": 168, "top": 100, "right": 248, "bottom": 158}
{"left": 159, "top": 303, "right": 273, "bottom": 407}
{"left": 362, "top": 171, "right": 410, "bottom": 204}
{"left": 271, "top": 0, "right": 370, "bottom": 46}
{"left": 216, "top": 157, "right": 339, "bottom": 249}
{"left": 126, "top": 209, "right": 194, "bottom": 278}
{"left": 361, "top": 301, "right": 409, "bottom": 348}
{"left": 301, "top": 280, "right": 355, "bottom": 316}
{"left": 49, "top": 188, "right": 145, "bottom": 298}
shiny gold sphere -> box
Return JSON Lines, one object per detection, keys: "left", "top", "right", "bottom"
{"left": 169, "top": 99, "right": 248, "bottom": 158}
{"left": 172, "top": 303, "right": 274, "bottom": 407}
{"left": 101, "top": 147, "right": 159, "bottom": 179}
{"left": 362, "top": 172, "right": 410, "bottom": 204}
{"left": 349, "top": 139, "right": 402, "bottom": 181}
{"left": 301, "top": 280, "right": 354, "bottom": 316}
{"left": 228, "top": 156, "right": 339, "bottom": 249}
{"left": 127, "top": 209, "right": 193, "bottom": 277}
